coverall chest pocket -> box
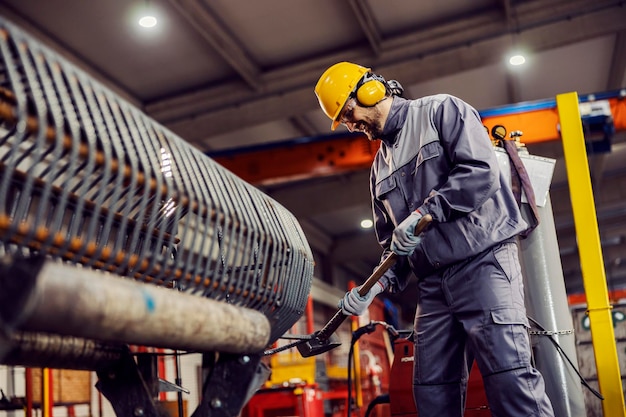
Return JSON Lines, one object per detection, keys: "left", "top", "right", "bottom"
{"left": 375, "top": 176, "right": 403, "bottom": 223}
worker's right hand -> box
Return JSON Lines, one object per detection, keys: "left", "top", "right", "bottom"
{"left": 391, "top": 210, "right": 424, "bottom": 256}
{"left": 338, "top": 282, "right": 384, "bottom": 316}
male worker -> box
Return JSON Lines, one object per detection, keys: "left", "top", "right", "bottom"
{"left": 314, "top": 62, "right": 554, "bottom": 416}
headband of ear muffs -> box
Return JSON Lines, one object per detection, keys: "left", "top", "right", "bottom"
{"left": 355, "top": 72, "right": 387, "bottom": 107}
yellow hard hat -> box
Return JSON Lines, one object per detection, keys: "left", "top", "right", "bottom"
{"left": 315, "top": 62, "right": 370, "bottom": 130}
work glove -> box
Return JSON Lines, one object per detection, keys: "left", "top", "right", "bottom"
{"left": 338, "top": 282, "right": 385, "bottom": 316}
{"left": 391, "top": 210, "right": 424, "bottom": 256}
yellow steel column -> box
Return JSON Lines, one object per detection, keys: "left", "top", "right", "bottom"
{"left": 350, "top": 316, "right": 364, "bottom": 408}
{"left": 42, "top": 368, "right": 51, "bottom": 417}
{"left": 556, "top": 92, "right": 625, "bottom": 417}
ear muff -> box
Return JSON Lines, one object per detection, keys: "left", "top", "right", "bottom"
{"left": 355, "top": 73, "right": 386, "bottom": 107}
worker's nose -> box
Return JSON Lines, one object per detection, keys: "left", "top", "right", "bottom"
{"left": 344, "top": 121, "right": 355, "bottom": 132}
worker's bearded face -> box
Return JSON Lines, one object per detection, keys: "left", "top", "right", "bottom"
{"left": 338, "top": 99, "right": 385, "bottom": 141}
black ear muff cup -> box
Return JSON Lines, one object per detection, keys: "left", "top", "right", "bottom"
{"left": 355, "top": 74, "right": 386, "bottom": 106}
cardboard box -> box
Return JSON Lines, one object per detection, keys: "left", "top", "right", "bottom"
{"left": 31, "top": 369, "right": 91, "bottom": 404}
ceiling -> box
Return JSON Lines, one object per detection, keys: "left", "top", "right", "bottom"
{"left": 2, "top": 0, "right": 626, "bottom": 320}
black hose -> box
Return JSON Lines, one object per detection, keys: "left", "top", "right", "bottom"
{"left": 527, "top": 315, "right": 603, "bottom": 400}
{"left": 347, "top": 321, "right": 392, "bottom": 417}
{"left": 364, "top": 394, "right": 390, "bottom": 417}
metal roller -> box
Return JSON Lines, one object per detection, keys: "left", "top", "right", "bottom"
{"left": 0, "top": 256, "right": 272, "bottom": 354}
{"left": 0, "top": 15, "right": 314, "bottom": 362}
{"left": 1, "top": 331, "right": 126, "bottom": 371}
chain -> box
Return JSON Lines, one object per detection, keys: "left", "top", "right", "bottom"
{"left": 529, "top": 329, "right": 574, "bottom": 336}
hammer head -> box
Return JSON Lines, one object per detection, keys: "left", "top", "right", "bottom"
{"left": 297, "top": 333, "right": 341, "bottom": 358}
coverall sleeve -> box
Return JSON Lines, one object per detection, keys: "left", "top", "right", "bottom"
{"left": 419, "top": 96, "right": 500, "bottom": 222}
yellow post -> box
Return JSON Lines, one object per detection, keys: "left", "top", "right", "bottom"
{"left": 42, "top": 368, "right": 51, "bottom": 417}
{"left": 351, "top": 316, "right": 363, "bottom": 409}
{"left": 556, "top": 92, "right": 626, "bottom": 417}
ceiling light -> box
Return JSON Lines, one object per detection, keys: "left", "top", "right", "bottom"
{"left": 138, "top": 15, "right": 157, "bottom": 28}
{"left": 509, "top": 54, "right": 526, "bottom": 66}
{"left": 360, "top": 219, "right": 373, "bottom": 229}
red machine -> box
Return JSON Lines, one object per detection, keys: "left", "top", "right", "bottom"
{"left": 243, "top": 385, "right": 325, "bottom": 417}
{"left": 389, "top": 337, "right": 491, "bottom": 417}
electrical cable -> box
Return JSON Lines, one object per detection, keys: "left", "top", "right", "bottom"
{"left": 527, "top": 315, "right": 603, "bottom": 400}
{"left": 347, "top": 321, "right": 396, "bottom": 417}
{"left": 364, "top": 394, "right": 390, "bottom": 417}
{"left": 174, "top": 350, "right": 184, "bottom": 417}
{"left": 347, "top": 333, "right": 355, "bottom": 417}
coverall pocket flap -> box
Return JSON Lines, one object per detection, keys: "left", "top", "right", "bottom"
{"left": 416, "top": 141, "right": 440, "bottom": 168}
{"left": 490, "top": 308, "right": 529, "bottom": 327}
{"left": 375, "top": 176, "right": 397, "bottom": 199}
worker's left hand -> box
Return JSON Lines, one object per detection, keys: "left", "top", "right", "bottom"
{"left": 391, "top": 210, "right": 424, "bottom": 256}
{"left": 338, "top": 282, "right": 384, "bottom": 316}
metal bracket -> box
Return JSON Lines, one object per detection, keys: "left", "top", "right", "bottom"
{"left": 96, "top": 349, "right": 169, "bottom": 417}
{"left": 191, "top": 352, "right": 269, "bottom": 417}
{"left": 159, "top": 378, "right": 190, "bottom": 394}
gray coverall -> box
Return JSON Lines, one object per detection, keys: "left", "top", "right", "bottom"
{"left": 371, "top": 94, "right": 554, "bottom": 416}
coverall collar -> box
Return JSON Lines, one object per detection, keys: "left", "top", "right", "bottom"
{"left": 380, "top": 96, "right": 410, "bottom": 146}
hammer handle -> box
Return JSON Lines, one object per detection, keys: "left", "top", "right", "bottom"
{"left": 316, "top": 214, "right": 432, "bottom": 340}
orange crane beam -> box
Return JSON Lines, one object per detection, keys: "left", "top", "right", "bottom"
{"left": 212, "top": 133, "right": 379, "bottom": 185}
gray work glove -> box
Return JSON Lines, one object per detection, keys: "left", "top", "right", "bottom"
{"left": 391, "top": 210, "right": 424, "bottom": 256}
{"left": 338, "top": 282, "right": 385, "bottom": 316}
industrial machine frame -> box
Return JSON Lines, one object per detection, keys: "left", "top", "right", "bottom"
{"left": 0, "top": 16, "right": 314, "bottom": 417}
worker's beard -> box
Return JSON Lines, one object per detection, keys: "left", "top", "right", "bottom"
{"left": 356, "top": 109, "right": 385, "bottom": 141}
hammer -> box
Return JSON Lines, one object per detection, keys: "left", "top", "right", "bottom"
{"left": 295, "top": 213, "right": 433, "bottom": 358}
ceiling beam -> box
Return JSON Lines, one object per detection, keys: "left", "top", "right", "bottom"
{"left": 505, "top": 71, "right": 523, "bottom": 104}
{"left": 165, "top": 0, "right": 261, "bottom": 90}
{"left": 347, "top": 0, "right": 382, "bottom": 55}
{"left": 607, "top": 29, "right": 626, "bottom": 89}
{"left": 147, "top": 4, "right": 626, "bottom": 148}
{"left": 501, "top": 0, "right": 522, "bottom": 105}
{"left": 497, "top": 0, "right": 515, "bottom": 27}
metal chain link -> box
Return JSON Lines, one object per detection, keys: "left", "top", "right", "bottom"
{"left": 529, "top": 329, "right": 574, "bottom": 336}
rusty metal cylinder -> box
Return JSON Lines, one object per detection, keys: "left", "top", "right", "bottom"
{"left": 1, "top": 331, "right": 126, "bottom": 370}
{"left": 1, "top": 258, "right": 271, "bottom": 354}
